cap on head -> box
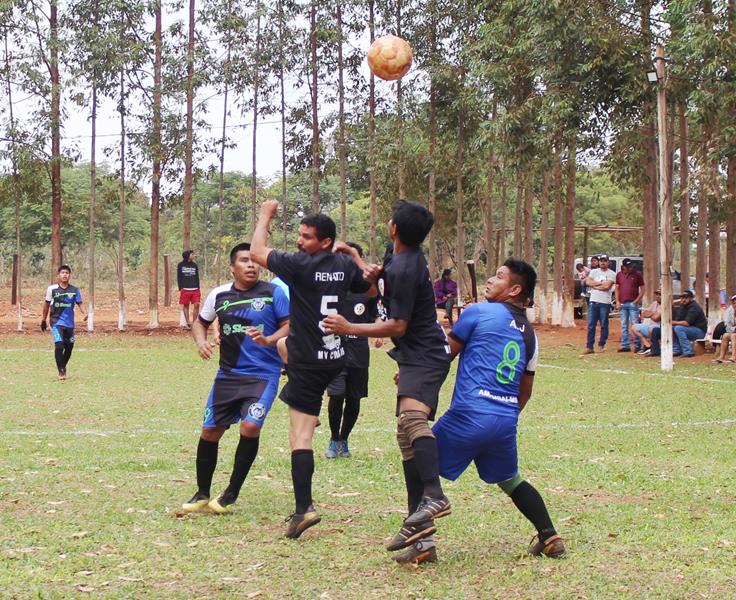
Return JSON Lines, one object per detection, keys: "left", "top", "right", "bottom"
{"left": 730, "top": 293, "right": 736, "bottom": 301}
{"left": 598, "top": 254, "right": 609, "bottom": 261}
{"left": 682, "top": 289, "right": 695, "bottom": 298}
{"left": 622, "top": 258, "right": 632, "bottom": 267}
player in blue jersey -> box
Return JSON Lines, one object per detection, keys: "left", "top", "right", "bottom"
{"left": 181, "top": 243, "right": 290, "bottom": 515}
{"left": 41, "top": 265, "right": 88, "bottom": 380}
{"left": 393, "top": 258, "right": 565, "bottom": 565}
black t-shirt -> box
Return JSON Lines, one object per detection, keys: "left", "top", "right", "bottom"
{"left": 177, "top": 260, "right": 200, "bottom": 290}
{"left": 380, "top": 247, "right": 451, "bottom": 367}
{"left": 341, "top": 292, "right": 379, "bottom": 368}
{"left": 267, "top": 249, "right": 371, "bottom": 368}
{"left": 674, "top": 301, "right": 708, "bottom": 331}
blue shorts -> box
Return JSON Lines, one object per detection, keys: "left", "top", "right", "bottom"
{"left": 203, "top": 371, "right": 280, "bottom": 429}
{"left": 433, "top": 408, "right": 518, "bottom": 484}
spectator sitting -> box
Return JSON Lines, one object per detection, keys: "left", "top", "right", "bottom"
{"left": 712, "top": 293, "right": 736, "bottom": 363}
{"left": 434, "top": 268, "right": 458, "bottom": 325}
{"left": 576, "top": 263, "right": 590, "bottom": 297}
{"left": 671, "top": 289, "right": 708, "bottom": 357}
{"left": 634, "top": 289, "right": 661, "bottom": 355}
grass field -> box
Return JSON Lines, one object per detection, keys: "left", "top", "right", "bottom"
{"left": 1, "top": 333, "right": 735, "bottom": 599}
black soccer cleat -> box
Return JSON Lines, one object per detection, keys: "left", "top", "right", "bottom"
{"left": 403, "top": 495, "right": 451, "bottom": 527}
{"left": 285, "top": 505, "right": 321, "bottom": 539}
{"left": 386, "top": 520, "right": 436, "bottom": 551}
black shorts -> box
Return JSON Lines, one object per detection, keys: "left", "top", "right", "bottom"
{"left": 326, "top": 366, "right": 369, "bottom": 400}
{"left": 280, "top": 365, "right": 343, "bottom": 417}
{"left": 395, "top": 363, "right": 451, "bottom": 421}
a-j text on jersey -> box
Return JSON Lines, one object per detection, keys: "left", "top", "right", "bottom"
{"left": 449, "top": 302, "right": 538, "bottom": 417}
{"left": 45, "top": 284, "right": 83, "bottom": 328}
{"left": 199, "top": 281, "right": 289, "bottom": 377}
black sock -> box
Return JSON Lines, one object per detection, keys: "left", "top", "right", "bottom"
{"left": 339, "top": 397, "right": 360, "bottom": 441}
{"left": 402, "top": 459, "right": 424, "bottom": 515}
{"left": 54, "top": 345, "right": 65, "bottom": 371}
{"left": 509, "top": 481, "right": 556, "bottom": 538}
{"left": 327, "top": 396, "right": 344, "bottom": 440}
{"left": 411, "top": 437, "right": 444, "bottom": 499}
{"left": 63, "top": 342, "right": 74, "bottom": 368}
{"left": 195, "top": 438, "right": 219, "bottom": 497}
{"left": 291, "top": 449, "right": 314, "bottom": 514}
{"left": 224, "top": 435, "right": 259, "bottom": 501}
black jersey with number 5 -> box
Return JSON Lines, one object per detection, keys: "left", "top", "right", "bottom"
{"left": 380, "top": 246, "right": 451, "bottom": 367}
{"left": 267, "top": 249, "right": 371, "bottom": 368}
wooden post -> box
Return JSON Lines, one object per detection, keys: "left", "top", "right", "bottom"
{"left": 656, "top": 44, "right": 674, "bottom": 371}
{"left": 11, "top": 254, "right": 18, "bottom": 305}
{"left": 163, "top": 254, "right": 171, "bottom": 307}
{"left": 582, "top": 227, "right": 589, "bottom": 265}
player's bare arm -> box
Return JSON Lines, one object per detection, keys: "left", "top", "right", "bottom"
{"left": 323, "top": 314, "right": 407, "bottom": 338}
{"left": 448, "top": 334, "right": 465, "bottom": 359}
{"left": 191, "top": 319, "right": 214, "bottom": 360}
{"left": 41, "top": 300, "right": 50, "bottom": 331}
{"left": 77, "top": 301, "right": 89, "bottom": 322}
{"left": 518, "top": 373, "right": 535, "bottom": 411}
{"left": 247, "top": 319, "right": 290, "bottom": 347}
{"left": 250, "top": 200, "right": 279, "bottom": 268}
{"left": 332, "top": 241, "right": 380, "bottom": 297}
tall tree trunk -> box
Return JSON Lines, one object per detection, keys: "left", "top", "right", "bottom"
{"left": 499, "top": 171, "right": 507, "bottom": 263}
{"left": 427, "top": 0, "right": 437, "bottom": 274}
{"left": 514, "top": 171, "right": 523, "bottom": 257}
{"left": 5, "top": 31, "right": 23, "bottom": 330}
{"left": 562, "top": 138, "right": 577, "bottom": 327}
{"left": 707, "top": 146, "right": 722, "bottom": 325}
{"left": 149, "top": 5, "right": 163, "bottom": 328}
{"left": 551, "top": 148, "right": 564, "bottom": 324}
{"left": 368, "top": 0, "right": 377, "bottom": 259}
{"left": 88, "top": 81, "right": 97, "bottom": 332}
{"left": 538, "top": 170, "right": 550, "bottom": 323}
{"left": 183, "top": 0, "right": 195, "bottom": 250}
{"left": 336, "top": 1, "right": 347, "bottom": 238}
{"left": 396, "top": 0, "right": 405, "bottom": 199}
{"left": 481, "top": 101, "right": 497, "bottom": 278}
{"left": 523, "top": 181, "right": 533, "bottom": 263}
{"left": 117, "top": 68, "right": 126, "bottom": 331}
{"left": 726, "top": 0, "right": 736, "bottom": 297}
{"left": 678, "top": 104, "right": 690, "bottom": 292}
{"left": 695, "top": 145, "right": 708, "bottom": 305}
{"left": 309, "top": 0, "right": 320, "bottom": 212}
{"left": 642, "top": 114, "right": 659, "bottom": 301}
{"left": 455, "top": 93, "right": 465, "bottom": 301}
{"left": 218, "top": 43, "right": 230, "bottom": 282}
{"left": 50, "top": 0, "right": 62, "bottom": 276}
{"left": 278, "top": 0, "right": 288, "bottom": 250}
{"left": 250, "top": 10, "right": 261, "bottom": 234}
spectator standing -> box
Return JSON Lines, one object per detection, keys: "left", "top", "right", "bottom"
{"left": 582, "top": 254, "right": 616, "bottom": 354}
{"left": 434, "top": 268, "right": 458, "bottom": 325}
{"left": 178, "top": 250, "right": 201, "bottom": 328}
{"left": 614, "top": 258, "right": 645, "bottom": 352}
{"left": 589, "top": 255, "right": 599, "bottom": 270}
{"left": 633, "top": 289, "right": 661, "bottom": 354}
{"left": 712, "top": 294, "right": 736, "bottom": 363}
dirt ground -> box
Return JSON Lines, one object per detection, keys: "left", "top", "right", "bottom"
{"left": 0, "top": 284, "right": 593, "bottom": 349}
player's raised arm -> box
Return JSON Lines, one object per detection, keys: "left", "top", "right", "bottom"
{"left": 250, "top": 200, "right": 279, "bottom": 268}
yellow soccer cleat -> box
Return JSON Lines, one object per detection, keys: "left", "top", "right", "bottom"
{"left": 181, "top": 492, "right": 210, "bottom": 513}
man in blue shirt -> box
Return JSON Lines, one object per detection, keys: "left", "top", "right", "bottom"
{"left": 394, "top": 258, "right": 565, "bottom": 565}
{"left": 41, "top": 265, "right": 87, "bottom": 380}
{"left": 181, "top": 243, "right": 290, "bottom": 515}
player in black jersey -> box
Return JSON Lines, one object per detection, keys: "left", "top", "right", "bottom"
{"left": 250, "top": 200, "right": 377, "bottom": 539}
{"left": 324, "top": 242, "right": 381, "bottom": 459}
{"left": 324, "top": 200, "right": 452, "bottom": 560}
{"left": 181, "top": 243, "right": 290, "bottom": 515}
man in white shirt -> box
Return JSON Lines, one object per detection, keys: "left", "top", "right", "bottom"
{"left": 582, "top": 254, "right": 616, "bottom": 354}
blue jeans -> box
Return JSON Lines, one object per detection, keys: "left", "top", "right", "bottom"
{"left": 587, "top": 302, "right": 612, "bottom": 349}
{"left": 672, "top": 325, "right": 706, "bottom": 356}
{"left": 619, "top": 302, "right": 640, "bottom": 349}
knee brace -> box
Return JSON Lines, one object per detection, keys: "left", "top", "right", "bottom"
{"left": 396, "top": 410, "right": 434, "bottom": 461}
{"left": 497, "top": 473, "right": 524, "bottom": 496}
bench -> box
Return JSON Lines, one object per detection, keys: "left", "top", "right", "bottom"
{"left": 693, "top": 338, "right": 721, "bottom": 355}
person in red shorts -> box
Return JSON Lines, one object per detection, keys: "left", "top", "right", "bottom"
{"left": 178, "top": 250, "right": 201, "bottom": 328}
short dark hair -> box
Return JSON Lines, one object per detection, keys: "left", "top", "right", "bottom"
{"left": 442, "top": 268, "right": 452, "bottom": 278}
{"left": 229, "top": 242, "right": 251, "bottom": 264}
{"left": 58, "top": 265, "right": 71, "bottom": 273}
{"left": 301, "top": 213, "right": 336, "bottom": 248}
{"left": 504, "top": 258, "right": 537, "bottom": 303}
{"left": 391, "top": 200, "right": 434, "bottom": 247}
{"left": 182, "top": 250, "right": 193, "bottom": 261}
{"left": 347, "top": 241, "right": 364, "bottom": 258}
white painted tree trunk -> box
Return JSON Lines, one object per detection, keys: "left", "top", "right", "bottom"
{"left": 87, "top": 302, "right": 94, "bottom": 332}
{"left": 551, "top": 292, "right": 564, "bottom": 325}
{"left": 561, "top": 298, "right": 575, "bottom": 328}
{"left": 118, "top": 301, "right": 125, "bottom": 331}
{"left": 536, "top": 290, "right": 548, "bottom": 324}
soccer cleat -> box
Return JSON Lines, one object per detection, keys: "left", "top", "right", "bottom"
{"left": 528, "top": 534, "right": 566, "bottom": 558}
{"left": 391, "top": 539, "right": 438, "bottom": 565}
{"left": 285, "top": 506, "right": 321, "bottom": 539}
{"left": 386, "top": 520, "right": 436, "bottom": 551}
{"left": 181, "top": 491, "right": 210, "bottom": 513}
{"left": 208, "top": 490, "right": 237, "bottom": 514}
{"left": 337, "top": 440, "right": 351, "bottom": 458}
{"left": 325, "top": 440, "right": 339, "bottom": 459}
{"left": 403, "top": 495, "right": 451, "bottom": 527}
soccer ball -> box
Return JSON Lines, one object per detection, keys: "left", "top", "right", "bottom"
{"left": 367, "top": 35, "right": 413, "bottom": 81}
